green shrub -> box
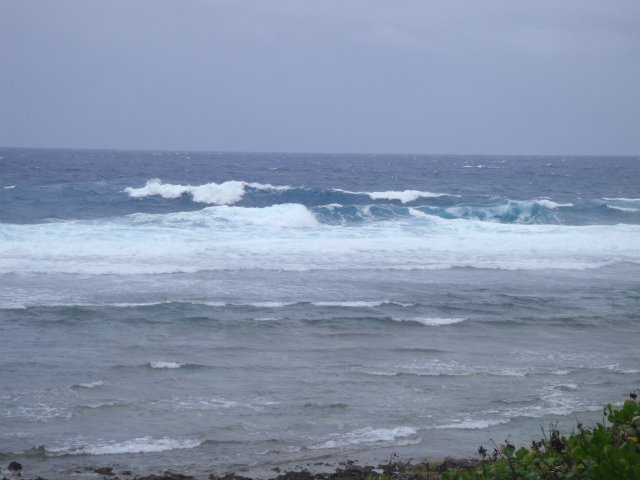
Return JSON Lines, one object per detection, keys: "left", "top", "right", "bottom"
{"left": 441, "top": 392, "right": 640, "bottom": 480}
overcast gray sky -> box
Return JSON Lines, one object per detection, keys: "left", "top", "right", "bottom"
{"left": 1, "top": 0, "right": 639, "bottom": 154}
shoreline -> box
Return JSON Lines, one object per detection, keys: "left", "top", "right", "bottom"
{"left": 1, "top": 456, "right": 481, "bottom": 480}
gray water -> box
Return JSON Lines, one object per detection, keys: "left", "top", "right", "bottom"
{"left": 1, "top": 150, "right": 639, "bottom": 478}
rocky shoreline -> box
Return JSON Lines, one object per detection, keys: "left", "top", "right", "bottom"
{"left": 2, "top": 458, "right": 480, "bottom": 480}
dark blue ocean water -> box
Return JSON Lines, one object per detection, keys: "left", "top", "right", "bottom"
{"left": 1, "top": 148, "right": 639, "bottom": 478}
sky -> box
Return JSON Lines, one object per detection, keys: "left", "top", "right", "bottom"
{"left": 1, "top": 0, "right": 639, "bottom": 155}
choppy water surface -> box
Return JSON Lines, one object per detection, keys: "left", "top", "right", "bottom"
{"left": 1, "top": 149, "right": 639, "bottom": 478}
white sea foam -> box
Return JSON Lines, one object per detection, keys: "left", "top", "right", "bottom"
{"left": 312, "top": 301, "right": 388, "bottom": 307}
{"left": 45, "top": 436, "right": 203, "bottom": 456}
{"left": 432, "top": 418, "right": 508, "bottom": 430}
{"left": 201, "top": 204, "right": 319, "bottom": 228}
{"left": 5, "top": 405, "right": 72, "bottom": 422}
{"left": 169, "top": 397, "right": 241, "bottom": 410}
{"left": 353, "top": 360, "right": 529, "bottom": 377}
{"left": 603, "top": 197, "right": 640, "bottom": 202}
{"left": 4, "top": 185, "right": 16, "bottom": 189}
{"left": 310, "top": 426, "right": 418, "bottom": 450}
{"left": 149, "top": 361, "right": 182, "bottom": 369}
{"left": 81, "top": 401, "right": 121, "bottom": 409}
{"left": 333, "top": 188, "right": 457, "bottom": 202}
{"left": 124, "top": 179, "right": 290, "bottom": 205}
{"left": 2, "top": 214, "right": 639, "bottom": 274}
{"left": 280, "top": 445, "right": 302, "bottom": 453}
{"left": 248, "top": 301, "right": 296, "bottom": 308}
{"left": 501, "top": 389, "right": 603, "bottom": 419}
{"left": 311, "top": 300, "right": 412, "bottom": 307}
{"left": 392, "top": 317, "right": 467, "bottom": 326}
{"left": 536, "top": 200, "right": 574, "bottom": 209}
{"left": 76, "top": 380, "right": 103, "bottom": 388}
{"left": 605, "top": 365, "right": 640, "bottom": 374}
{"left": 607, "top": 205, "right": 640, "bottom": 213}
{"left": 112, "top": 301, "right": 171, "bottom": 308}
{"left": 367, "top": 190, "right": 452, "bottom": 203}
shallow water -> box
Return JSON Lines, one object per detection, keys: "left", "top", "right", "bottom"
{"left": 1, "top": 149, "right": 639, "bottom": 478}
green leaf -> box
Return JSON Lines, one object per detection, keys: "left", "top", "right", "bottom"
{"left": 571, "top": 446, "right": 590, "bottom": 460}
{"left": 515, "top": 446, "right": 529, "bottom": 461}
{"left": 500, "top": 445, "right": 515, "bottom": 457}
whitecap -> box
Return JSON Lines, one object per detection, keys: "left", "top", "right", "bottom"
{"left": 393, "top": 317, "right": 467, "bottom": 326}
{"left": 45, "top": 436, "right": 203, "bottom": 456}
{"left": 248, "top": 301, "right": 296, "bottom": 308}
{"left": 536, "top": 200, "right": 574, "bottom": 209}
{"left": 607, "top": 205, "right": 640, "bottom": 213}
{"left": 124, "top": 179, "right": 291, "bottom": 205}
{"left": 332, "top": 188, "right": 458, "bottom": 202}
{"left": 75, "top": 380, "right": 103, "bottom": 388}
{"left": 112, "top": 301, "right": 171, "bottom": 308}
{"left": 309, "top": 426, "right": 417, "bottom": 450}
{"left": 312, "top": 301, "right": 387, "bottom": 307}
{"left": 4, "top": 405, "right": 72, "bottom": 422}
{"left": 432, "top": 418, "right": 508, "bottom": 430}
{"left": 149, "top": 361, "right": 182, "bottom": 369}
{"left": 367, "top": 190, "right": 452, "bottom": 203}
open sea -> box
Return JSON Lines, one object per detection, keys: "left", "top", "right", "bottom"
{"left": 1, "top": 148, "right": 639, "bottom": 478}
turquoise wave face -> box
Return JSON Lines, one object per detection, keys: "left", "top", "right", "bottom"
{"left": 3, "top": 176, "right": 639, "bottom": 226}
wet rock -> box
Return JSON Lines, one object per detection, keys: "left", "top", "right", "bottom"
{"left": 209, "top": 474, "right": 254, "bottom": 480}
{"left": 7, "top": 463, "right": 22, "bottom": 472}
{"left": 324, "top": 464, "right": 376, "bottom": 480}
{"left": 378, "top": 461, "right": 432, "bottom": 480}
{"left": 95, "top": 467, "right": 115, "bottom": 476}
{"left": 272, "top": 471, "right": 316, "bottom": 480}
{"left": 435, "top": 457, "right": 480, "bottom": 473}
{"left": 121, "top": 471, "right": 132, "bottom": 476}
{"left": 137, "top": 473, "right": 196, "bottom": 480}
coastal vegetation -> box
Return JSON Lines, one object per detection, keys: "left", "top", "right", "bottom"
{"left": 437, "top": 391, "right": 640, "bottom": 479}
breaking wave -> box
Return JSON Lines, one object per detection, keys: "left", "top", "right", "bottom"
{"left": 43, "top": 436, "right": 203, "bottom": 456}
{"left": 309, "top": 426, "right": 419, "bottom": 450}
{"left": 124, "top": 179, "right": 290, "bottom": 205}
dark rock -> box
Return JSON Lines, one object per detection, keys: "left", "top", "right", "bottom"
{"left": 325, "top": 464, "right": 376, "bottom": 480}
{"left": 209, "top": 474, "right": 254, "bottom": 480}
{"left": 272, "top": 471, "right": 315, "bottom": 480}
{"left": 121, "top": 471, "right": 132, "bottom": 476}
{"left": 95, "top": 467, "right": 115, "bottom": 476}
{"left": 436, "top": 457, "right": 480, "bottom": 473}
{"left": 137, "top": 474, "right": 196, "bottom": 480}
{"left": 7, "top": 463, "right": 22, "bottom": 472}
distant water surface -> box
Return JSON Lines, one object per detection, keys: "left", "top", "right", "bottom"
{"left": 1, "top": 149, "right": 639, "bottom": 478}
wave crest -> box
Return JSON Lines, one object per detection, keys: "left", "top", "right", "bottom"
{"left": 44, "top": 436, "right": 203, "bottom": 456}
{"left": 124, "top": 179, "right": 290, "bottom": 205}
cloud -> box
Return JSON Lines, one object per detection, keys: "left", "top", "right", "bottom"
{"left": 0, "top": 0, "right": 639, "bottom": 154}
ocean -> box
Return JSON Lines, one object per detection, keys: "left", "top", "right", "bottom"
{"left": 1, "top": 148, "right": 639, "bottom": 478}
